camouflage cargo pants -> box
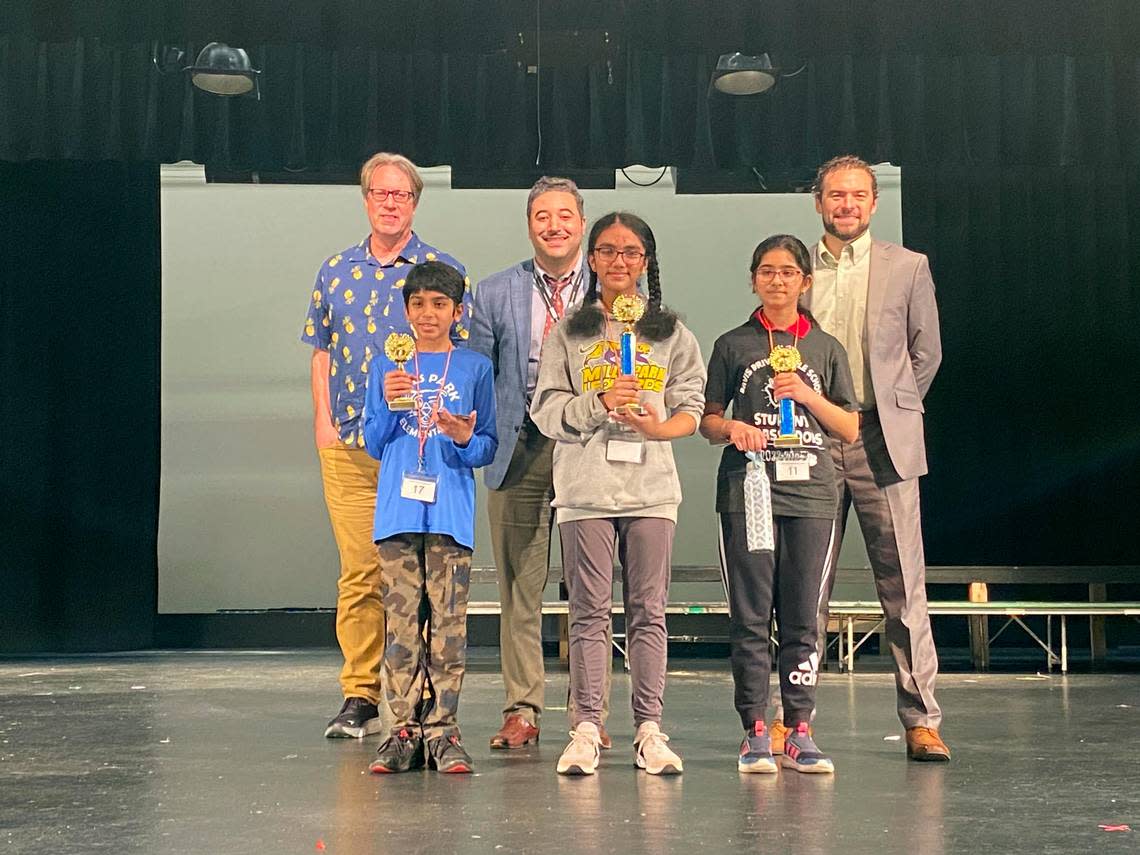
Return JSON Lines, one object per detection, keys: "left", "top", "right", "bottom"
{"left": 377, "top": 532, "right": 472, "bottom": 740}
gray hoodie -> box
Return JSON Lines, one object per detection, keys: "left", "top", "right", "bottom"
{"left": 530, "top": 307, "right": 706, "bottom": 523}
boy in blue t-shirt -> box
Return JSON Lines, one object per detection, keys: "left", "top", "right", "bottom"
{"left": 362, "top": 261, "right": 497, "bottom": 774}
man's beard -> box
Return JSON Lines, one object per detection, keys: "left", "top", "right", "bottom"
{"left": 823, "top": 217, "right": 869, "bottom": 243}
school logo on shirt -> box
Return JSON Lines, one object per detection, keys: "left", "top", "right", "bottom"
{"left": 740, "top": 358, "right": 826, "bottom": 449}
{"left": 578, "top": 338, "right": 666, "bottom": 393}
{"left": 398, "top": 371, "right": 463, "bottom": 439}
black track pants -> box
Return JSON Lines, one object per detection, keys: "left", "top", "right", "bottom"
{"left": 717, "top": 512, "right": 836, "bottom": 728}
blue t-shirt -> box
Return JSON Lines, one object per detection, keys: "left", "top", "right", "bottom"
{"left": 362, "top": 348, "right": 497, "bottom": 550}
{"left": 300, "top": 233, "right": 471, "bottom": 448}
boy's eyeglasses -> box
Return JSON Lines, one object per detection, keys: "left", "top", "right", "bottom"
{"left": 593, "top": 246, "right": 646, "bottom": 263}
{"left": 754, "top": 267, "right": 805, "bottom": 283}
{"left": 368, "top": 188, "right": 416, "bottom": 204}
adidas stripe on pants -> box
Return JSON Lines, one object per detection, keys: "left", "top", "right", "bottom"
{"left": 717, "top": 512, "right": 835, "bottom": 728}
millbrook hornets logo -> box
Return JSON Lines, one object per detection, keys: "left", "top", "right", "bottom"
{"left": 578, "top": 338, "right": 666, "bottom": 393}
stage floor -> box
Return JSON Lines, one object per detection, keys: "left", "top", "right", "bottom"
{"left": 1, "top": 651, "right": 1136, "bottom": 854}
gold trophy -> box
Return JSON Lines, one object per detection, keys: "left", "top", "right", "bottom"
{"left": 769, "top": 344, "right": 802, "bottom": 446}
{"left": 611, "top": 293, "right": 645, "bottom": 414}
{"left": 383, "top": 332, "right": 417, "bottom": 411}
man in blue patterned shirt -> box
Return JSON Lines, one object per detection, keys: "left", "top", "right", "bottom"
{"left": 301, "top": 152, "right": 470, "bottom": 738}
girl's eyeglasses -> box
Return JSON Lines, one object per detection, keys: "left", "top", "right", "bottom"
{"left": 593, "top": 246, "right": 646, "bottom": 263}
{"left": 754, "top": 267, "right": 805, "bottom": 283}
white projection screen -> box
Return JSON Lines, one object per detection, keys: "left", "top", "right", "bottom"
{"left": 159, "top": 164, "right": 902, "bottom": 612}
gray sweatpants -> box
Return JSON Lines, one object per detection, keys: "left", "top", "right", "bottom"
{"left": 560, "top": 516, "right": 675, "bottom": 729}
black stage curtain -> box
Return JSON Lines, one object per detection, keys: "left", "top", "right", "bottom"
{"left": 2, "top": 1, "right": 1140, "bottom": 171}
{"left": 903, "top": 167, "right": 1140, "bottom": 565}
{"left": 3, "top": 3, "right": 1139, "bottom": 653}
{"left": 0, "top": 161, "right": 160, "bottom": 652}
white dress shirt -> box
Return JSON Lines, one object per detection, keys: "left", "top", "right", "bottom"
{"left": 811, "top": 231, "right": 875, "bottom": 410}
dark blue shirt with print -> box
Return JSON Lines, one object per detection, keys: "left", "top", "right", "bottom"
{"left": 301, "top": 232, "right": 471, "bottom": 448}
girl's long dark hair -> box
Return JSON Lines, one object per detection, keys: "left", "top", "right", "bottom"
{"left": 565, "top": 212, "right": 678, "bottom": 340}
{"left": 749, "top": 233, "right": 816, "bottom": 321}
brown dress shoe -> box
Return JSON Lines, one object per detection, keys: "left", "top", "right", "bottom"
{"left": 906, "top": 726, "right": 951, "bottom": 762}
{"left": 598, "top": 725, "right": 613, "bottom": 751}
{"left": 768, "top": 719, "right": 792, "bottom": 756}
{"left": 490, "top": 714, "right": 539, "bottom": 749}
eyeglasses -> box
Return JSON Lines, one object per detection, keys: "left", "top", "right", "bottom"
{"left": 367, "top": 188, "right": 416, "bottom": 204}
{"left": 593, "top": 246, "right": 646, "bottom": 263}
{"left": 754, "top": 267, "right": 805, "bottom": 283}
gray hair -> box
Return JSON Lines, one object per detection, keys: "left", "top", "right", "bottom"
{"left": 359, "top": 152, "right": 423, "bottom": 200}
{"left": 526, "top": 176, "right": 585, "bottom": 218}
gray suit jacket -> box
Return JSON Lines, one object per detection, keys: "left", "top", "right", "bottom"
{"left": 469, "top": 257, "right": 574, "bottom": 489}
{"left": 804, "top": 238, "right": 942, "bottom": 480}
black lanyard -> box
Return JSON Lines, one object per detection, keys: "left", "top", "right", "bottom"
{"left": 532, "top": 264, "right": 584, "bottom": 323}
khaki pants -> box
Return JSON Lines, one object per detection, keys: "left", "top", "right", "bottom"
{"left": 488, "top": 423, "right": 609, "bottom": 726}
{"left": 318, "top": 445, "right": 385, "bottom": 704}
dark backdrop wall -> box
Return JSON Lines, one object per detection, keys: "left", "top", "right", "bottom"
{"left": 904, "top": 167, "right": 1140, "bottom": 565}
{"left": 0, "top": 162, "right": 160, "bottom": 652}
{"left": 2, "top": 1, "right": 1139, "bottom": 652}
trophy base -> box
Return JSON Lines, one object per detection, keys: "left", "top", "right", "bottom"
{"left": 773, "top": 434, "right": 801, "bottom": 448}
{"left": 389, "top": 397, "right": 416, "bottom": 411}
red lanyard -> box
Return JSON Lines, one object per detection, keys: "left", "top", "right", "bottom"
{"left": 759, "top": 309, "right": 803, "bottom": 357}
{"left": 411, "top": 346, "right": 454, "bottom": 469}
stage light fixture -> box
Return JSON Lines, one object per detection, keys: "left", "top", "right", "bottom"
{"left": 187, "top": 43, "right": 261, "bottom": 99}
{"left": 711, "top": 52, "right": 779, "bottom": 96}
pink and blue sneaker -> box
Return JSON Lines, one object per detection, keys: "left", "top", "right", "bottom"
{"left": 780, "top": 721, "right": 834, "bottom": 774}
{"left": 738, "top": 720, "right": 778, "bottom": 774}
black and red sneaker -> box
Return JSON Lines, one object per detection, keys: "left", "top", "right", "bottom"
{"left": 369, "top": 728, "right": 425, "bottom": 774}
{"left": 426, "top": 733, "right": 474, "bottom": 774}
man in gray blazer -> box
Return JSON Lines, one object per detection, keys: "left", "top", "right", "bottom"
{"left": 800, "top": 155, "right": 950, "bottom": 761}
{"left": 469, "top": 177, "right": 611, "bottom": 750}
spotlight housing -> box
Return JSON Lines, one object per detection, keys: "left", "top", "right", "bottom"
{"left": 188, "top": 43, "right": 261, "bottom": 98}
{"left": 711, "top": 52, "right": 778, "bottom": 96}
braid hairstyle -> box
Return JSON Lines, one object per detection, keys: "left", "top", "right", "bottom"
{"left": 565, "top": 265, "right": 605, "bottom": 336}
{"left": 565, "top": 211, "right": 678, "bottom": 341}
{"left": 635, "top": 239, "right": 677, "bottom": 341}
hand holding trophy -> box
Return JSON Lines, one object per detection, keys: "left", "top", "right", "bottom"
{"left": 383, "top": 332, "right": 417, "bottom": 411}
{"left": 611, "top": 293, "right": 646, "bottom": 415}
{"left": 769, "top": 343, "right": 802, "bottom": 447}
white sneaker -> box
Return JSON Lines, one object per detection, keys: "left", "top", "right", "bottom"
{"left": 557, "top": 722, "right": 601, "bottom": 776}
{"left": 633, "top": 722, "right": 683, "bottom": 775}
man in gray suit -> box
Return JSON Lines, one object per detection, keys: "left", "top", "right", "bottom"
{"left": 801, "top": 155, "right": 950, "bottom": 761}
{"left": 469, "top": 177, "right": 611, "bottom": 751}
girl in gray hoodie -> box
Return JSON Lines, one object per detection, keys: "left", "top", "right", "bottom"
{"left": 530, "top": 212, "right": 705, "bottom": 777}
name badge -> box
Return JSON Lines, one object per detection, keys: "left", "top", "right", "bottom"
{"left": 401, "top": 472, "right": 439, "bottom": 503}
{"left": 775, "top": 459, "right": 810, "bottom": 482}
{"left": 606, "top": 438, "right": 645, "bottom": 464}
